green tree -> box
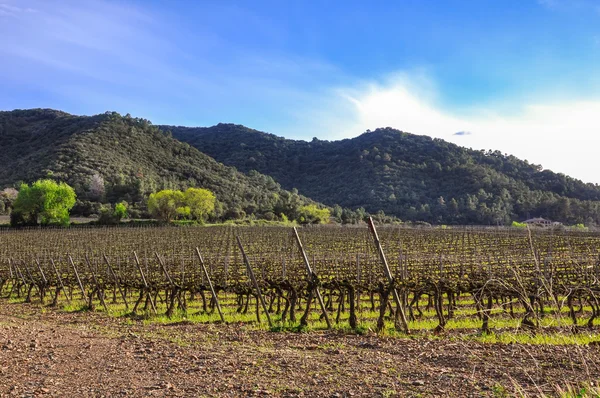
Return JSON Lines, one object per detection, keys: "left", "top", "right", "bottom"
{"left": 114, "top": 201, "right": 128, "bottom": 220}
{"left": 184, "top": 187, "right": 216, "bottom": 222}
{"left": 297, "top": 204, "right": 331, "bottom": 224}
{"left": 147, "top": 190, "right": 185, "bottom": 222}
{"left": 12, "top": 180, "right": 76, "bottom": 226}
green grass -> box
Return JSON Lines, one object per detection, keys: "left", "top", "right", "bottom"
{"left": 3, "top": 288, "right": 599, "bottom": 346}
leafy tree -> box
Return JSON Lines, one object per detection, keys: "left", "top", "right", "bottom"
{"left": 114, "top": 201, "right": 128, "bottom": 219}
{"left": 11, "top": 180, "right": 76, "bottom": 226}
{"left": 184, "top": 187, "right": 216, "bottom": 222}
{"left": 147, "top": 190, "right": 185, "bottom": 222}
{"left": 297, "top": 204, "right": 331, "bottom": 224}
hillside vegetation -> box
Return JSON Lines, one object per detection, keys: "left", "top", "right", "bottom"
{"left": 168, "top": 123, "right": 600, "bottom": 225}
{"left": 0, "top": 109, "right": 318, "bottom": 220}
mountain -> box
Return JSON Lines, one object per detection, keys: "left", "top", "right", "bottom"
{"left": 166, "top": 123, "right": 600, "bottom": 225}
{"left": 0, "top": 109, "right": 317, "bottom": 220}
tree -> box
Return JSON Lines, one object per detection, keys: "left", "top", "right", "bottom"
{"left": 297, "top": 205, "right": 331, "bottom": 224}
{"left": 0, "top": 187, "right": 18, "bottom": 215}
{"left": 88, "top": 173, "right": 105, "bottom": 201}
{"left": 147, "top": 190, "right": 185, "bottom": 222}
{"left": 184, "top": 187, "right": 216, "bottom": 222}
{"left": 11, "top": 180, "right": 76, "bottom": 226}
{"left": 114, "top": 201, "right": 128, "bottom": 220}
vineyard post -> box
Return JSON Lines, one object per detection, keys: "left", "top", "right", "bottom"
{"left": 195, "top": 247, "right": 225, "bottom": 323}
{"left": 8, "top": 258, "right": 13, "bottom": 280}
{"left": 10, "top": 258, "right": 28, "bottom": 291}
{"left": 34, "top": 259, "right": 48, "bottom": 286}
{"left": 34, "top": 259, "right": 48, "bottom": 303}
{"left": 68, "top": 255, "right": 87, "bottom": 300}
{"left": 236, "top": 236, "right": 272, "bottom": 328}
{"left": 155, "top": 252, "right": 176, "bottom": 287}
{"left": 133, "top": 251, "right": 157, "bottom": 315}
{"left": 367, "top": 217, "right": 410, "bottom": 334}
{"left": 155, "top": 252, "right": 182, "bottom": 317}
{"left": 103, "top": 254, "right": 129, "bottom": 310}
{"left": 50, "top": 258, "right": 71, "bottom": 304}
{"left": 292, "top": 227, "right": 332, "bottom": 329}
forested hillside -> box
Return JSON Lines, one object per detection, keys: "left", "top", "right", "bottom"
{"left": 168, "top": 123, "right": 600, "bottom": 225}
{"left": 4, "top": 108, "right": 600, "bottom": 226}
{"left": 0, "top": 109, "right": 317, "bottom": 220}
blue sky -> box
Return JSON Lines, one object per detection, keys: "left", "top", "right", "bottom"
{"left": 1, "top": 0, "right": 600, "bottom": 183}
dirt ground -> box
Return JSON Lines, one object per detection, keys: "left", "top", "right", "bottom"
{"left": 0, "top": 302, "right": 599, "bottom": 397}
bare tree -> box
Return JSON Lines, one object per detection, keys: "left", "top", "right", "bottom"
{"left": 89, "top": 173, "right": 105, "bottom": 201}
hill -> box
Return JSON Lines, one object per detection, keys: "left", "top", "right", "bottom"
{"left": 0, "top": 109, "right": 318, "bottom": 220}
{"left": 167, "top": 123, "right": 600, "bottom": 225}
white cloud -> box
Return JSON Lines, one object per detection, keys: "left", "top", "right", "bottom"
{"left": 0, "top": 3, "right": 36, "bottom": 17}
{"left": 313, "top": 74, "right": 600, "bottom": 184}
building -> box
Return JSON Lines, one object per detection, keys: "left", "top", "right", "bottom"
{"left": 523, "top": 217, "right": 553, "bottom": 227}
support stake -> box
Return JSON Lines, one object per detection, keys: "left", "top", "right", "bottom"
{"left": 195, "top": 247, "right": 225, "bottom": 323}
{"left": 292, "top": 227, "right": 331, "bottom": 329}
{"left": 367, "top": 217, "right": 410, "bottom": 334}
{"left": 236, "top": 236, "right": 272, "bottom": 328}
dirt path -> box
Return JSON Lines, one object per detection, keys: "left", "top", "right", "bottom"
{"left": 0, "top": 302, "right": 599, "bottom": 397}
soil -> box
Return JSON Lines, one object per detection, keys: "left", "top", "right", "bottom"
{"left": 0, "top": 302, "right": 599, "bottom": 397}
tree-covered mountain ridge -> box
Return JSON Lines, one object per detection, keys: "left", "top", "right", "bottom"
{"left": 0, "top": 109, "right": 321, "bottom": 221}
{"left": 166, "top": 122, "right": 600, "bottom": 225}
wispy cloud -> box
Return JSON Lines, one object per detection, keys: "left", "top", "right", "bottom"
{"left": 0, "top": 3, "right": 36, "bottom": 17}
{"left": 537, "top": 0, "right": 559, "bottom": 7}
{"left": 0, "top": 0, "right": 342, "bottom": 126}
{"left": 536, "top": 0, "right": 600, "bottom": 12}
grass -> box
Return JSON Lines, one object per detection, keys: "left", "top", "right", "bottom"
{"left": 2, "top": 286, "right": 599, "bottom": 346}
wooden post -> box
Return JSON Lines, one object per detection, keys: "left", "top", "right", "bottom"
{"left": 133, "top": 252, "right": 157, "bottom": 315}
{"left": 50, "top": 259, "right": 71, "bottom": 304}
{"left": 236, "top": 236, "right": 272, "bottom": 328}
{"left": 292, "top": 227, "right": 332, "bottom": 329}
{"left": 155, "top": 253, "right": 177, "bottom": 287}
{"left": 35, "top": 259, "right": 48, "bottom": 285}
{"left": 10, "top": 259, "right": 28, "bottom": 287}
{"left": 195, "top": 247, "right": 225, "bottom": 323}
{"left": 367, "top": 217, "right": 410, "bottom": 334}
{"left": 34, "top": 259, "right": 48, "bottom": 302}
{"left": 68, "top": 255, "right": 87, "bottom": 300}
{"left": 103, "top": 254, "right": 129, "bottom": 310}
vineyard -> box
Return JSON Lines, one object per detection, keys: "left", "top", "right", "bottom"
{"left": 1, "top": 221, "right": 600, "bottom": 337}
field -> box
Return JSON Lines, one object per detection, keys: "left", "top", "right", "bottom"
{"left": 1, "top": 223, "right": 600, "bottom": 396}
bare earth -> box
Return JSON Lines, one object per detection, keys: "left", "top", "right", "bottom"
{"left": 0, "top": 302, "right": 599, "bottom": 397}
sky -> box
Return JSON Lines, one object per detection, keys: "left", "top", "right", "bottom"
{"left": 1, "top": 0, "right": 600, "bottom": 183}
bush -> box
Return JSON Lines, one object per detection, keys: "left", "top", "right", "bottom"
{"left": 97, "top": 201, "right": 129, "bottom": 225}
{"left": 10, "top": 211, "right": 37, "bottom": 227}
{"left": 72, "top": 200, "right": 102, "bottom": 217}
{"left": 297, "top": 204, "right": 331, "bottom": 224}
